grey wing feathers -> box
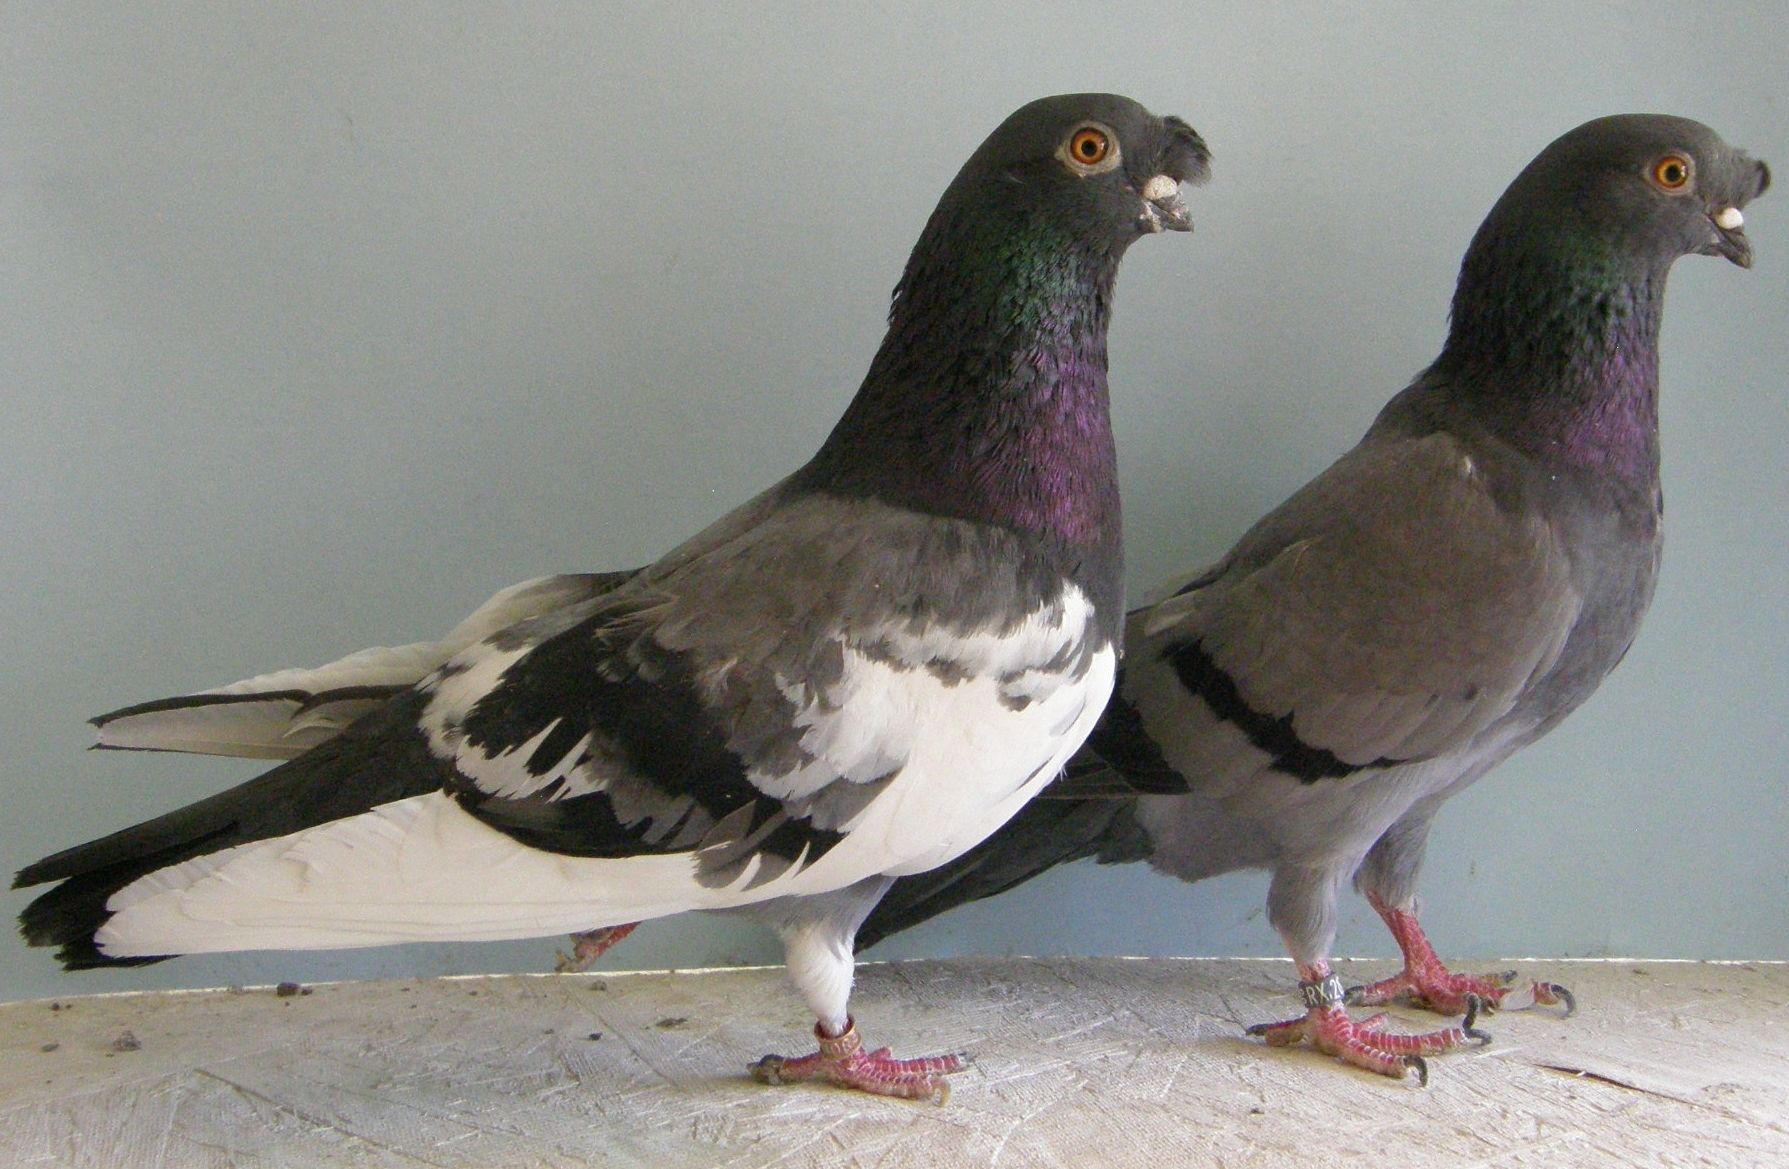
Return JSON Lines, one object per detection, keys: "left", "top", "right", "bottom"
{"left": 1131, "top": 431, "right": 1582, "bottom": 786}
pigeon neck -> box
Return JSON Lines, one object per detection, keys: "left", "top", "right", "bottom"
{"left": 1438, "top": 241, "right": 1665, "bottom": 484}
{"left": 804, "top": 209, "right": 1123, "bottom": 568}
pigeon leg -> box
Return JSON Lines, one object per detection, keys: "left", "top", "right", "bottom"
{"left": 749, "top": 1017, "right": 968, "bottom": 1103}
{"left": 1345, "top": 893, "right": 1575, "bottom": 1016}
{"left": 553, "top": 922, "right": 639, "bottom": 973}
{"left": 1246, "top": 966, "right": 1490, "bottom": 1083}
{"left": 749, "top": 878, "right": 968, "bottom": 1102}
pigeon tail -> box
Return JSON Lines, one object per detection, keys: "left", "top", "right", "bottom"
{"left": 16, "top": 696, "right": 442, "bottom": 968}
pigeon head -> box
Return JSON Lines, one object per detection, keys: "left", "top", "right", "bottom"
{"left": 803, "top": 95, "right": 1206, "bottom": 619}
{"left": 1447, "top": 116, "right": 1770, "bottom": 349}
{"left": 1482, "top": 114, "right": 1769, "bottom": 273}
{"left": 935, "top": 92, "right": 1213, "bottom": 249}
{"left": 876, "top": 93, "right": 1210, "bottom": 345}
{"left": 1433, "top": 115, "right": 1768, "bottom": 479}
{"left": 1440, "top": 114, "right": 1770, "bottom": 374}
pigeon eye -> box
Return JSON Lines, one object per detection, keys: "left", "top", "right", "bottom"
{"left": 1650, "top": 155, "right": 1692, "bottom": 191}
{"left": 1070, "top": 129, "right": 1110, "bottom": 165}
{"left": 1061, "top": 125, "right": 1118, "bottom": 173}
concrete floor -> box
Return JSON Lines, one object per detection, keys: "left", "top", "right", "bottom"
{"left": 3, "top": 957, "right": 1785, "bottom": 1167}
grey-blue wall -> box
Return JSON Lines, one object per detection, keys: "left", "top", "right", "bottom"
{"left": 4, "top": 3, "right": 1785, "bottom": 1003}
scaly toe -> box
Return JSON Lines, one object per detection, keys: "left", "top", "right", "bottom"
{"left": 1245, "top": 1015, "right": 1311, "bottom": 1047}
{"left": 748, "top": 1020, "right": 966, "bottom": 1103}
{"left": 1251, "top": 1002, "right": 1488, "bottom": 1083}
{"left": 1349, "top": 966, "right": 1552, "bottom": 1017}
{"left": 1344, "top": 975, "right": 1414, "bottom": 1008}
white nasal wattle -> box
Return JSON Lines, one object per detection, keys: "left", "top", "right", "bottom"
{"left": 1715, "top": 206, "right": 1744, "bottom": 230}
{"left": 1141, "top": 174, "right": 1179, "bottom": 202}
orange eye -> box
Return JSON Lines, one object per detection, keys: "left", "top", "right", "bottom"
{"left": 1068, "top": 127, "right": 1111, "bottom": 167}
{"left": 1651, "top": 154, "right": 1691, "bottom": 190}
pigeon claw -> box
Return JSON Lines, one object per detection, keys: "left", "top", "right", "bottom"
{"left": 749, "top": 1018, "right": 968, "bottom": 1104}
{"left": 1245, "top": 1002, "right": 1486, "bottom": 1084}
{"left": 1536, "top": 981, "right": 1577, "bottom": 1018}
{"left": 1459, "top": 994, "right": 1493, "bottom": 1045}
{"left": 1479, "top": 977, "right": 1575, "bottom": 1017}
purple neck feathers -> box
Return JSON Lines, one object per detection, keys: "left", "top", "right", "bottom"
{"left": 802, "top": 220, "right": 1123, "bottom": 553}
{"left": 1440, "top": 253, "right": 1668, "bottom": 485}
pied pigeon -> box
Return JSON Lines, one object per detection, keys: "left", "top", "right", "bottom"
{"left": 14, "top": 93, "right": 1212, "bottom": 1102}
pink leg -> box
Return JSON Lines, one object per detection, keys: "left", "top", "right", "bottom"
{"left": 1346, "top": 893, "right": 1575, "bottom": 1017}
{"left": 1247, "top": 964, "right": 1489, "bottom": 1084}
{"left": 554, "top": 922, "right": 640, "bottom": 973}
{"left": 749, "top": 1017, "right": 969, "bottom": 1104}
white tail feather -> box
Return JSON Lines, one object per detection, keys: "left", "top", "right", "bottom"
{"left": 96, "top": 793, "right": 711, "bottom": 955}
{"left": 92, "top": 576, "right": 602, "bottom": 759}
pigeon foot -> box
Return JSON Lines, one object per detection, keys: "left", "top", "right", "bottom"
{"left": 1346, "top": 964, "right": 1575, "bottom": 1017}
{"left": 553, "top": 922, "right": 639, "bottom": 973}
{"left": 1358, "top": 894, "right": 1574, "bottom": 1016}
{"left": 749, "top": 1018, "right": 968, "bottom": 1103}
{"left": 1247, "top": 975, "right": 1490, "bottom": 1084}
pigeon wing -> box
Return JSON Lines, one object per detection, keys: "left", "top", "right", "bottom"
{"left": 1129, "top": 429, "right": 1583, "bottom": 792}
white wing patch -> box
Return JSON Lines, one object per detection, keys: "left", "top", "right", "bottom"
{"left": 446, "top": 719, "right": 596, "bottom": 801}
{"left": 415, "top": 642, "right": 532, "bottom": 772}
{"left": 763, "top": 590, "right": 1095, "bottom": 804}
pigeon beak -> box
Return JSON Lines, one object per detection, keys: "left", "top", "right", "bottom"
{"left": 1138, "top": 174, "right": 1192, "bottom": 233}
{"left": 1710, "top": 210, "right": 1753, "bottom": 268}
{"left": 1705, "top": 158, "right": 1769, "bottom": 268}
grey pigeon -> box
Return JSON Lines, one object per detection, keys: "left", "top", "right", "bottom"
{"left": 858, "top": 114, "right": 1769, "bottom": 1082}
{"left": 14, "top": 94, "right": 1211, "bottom": 1102}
